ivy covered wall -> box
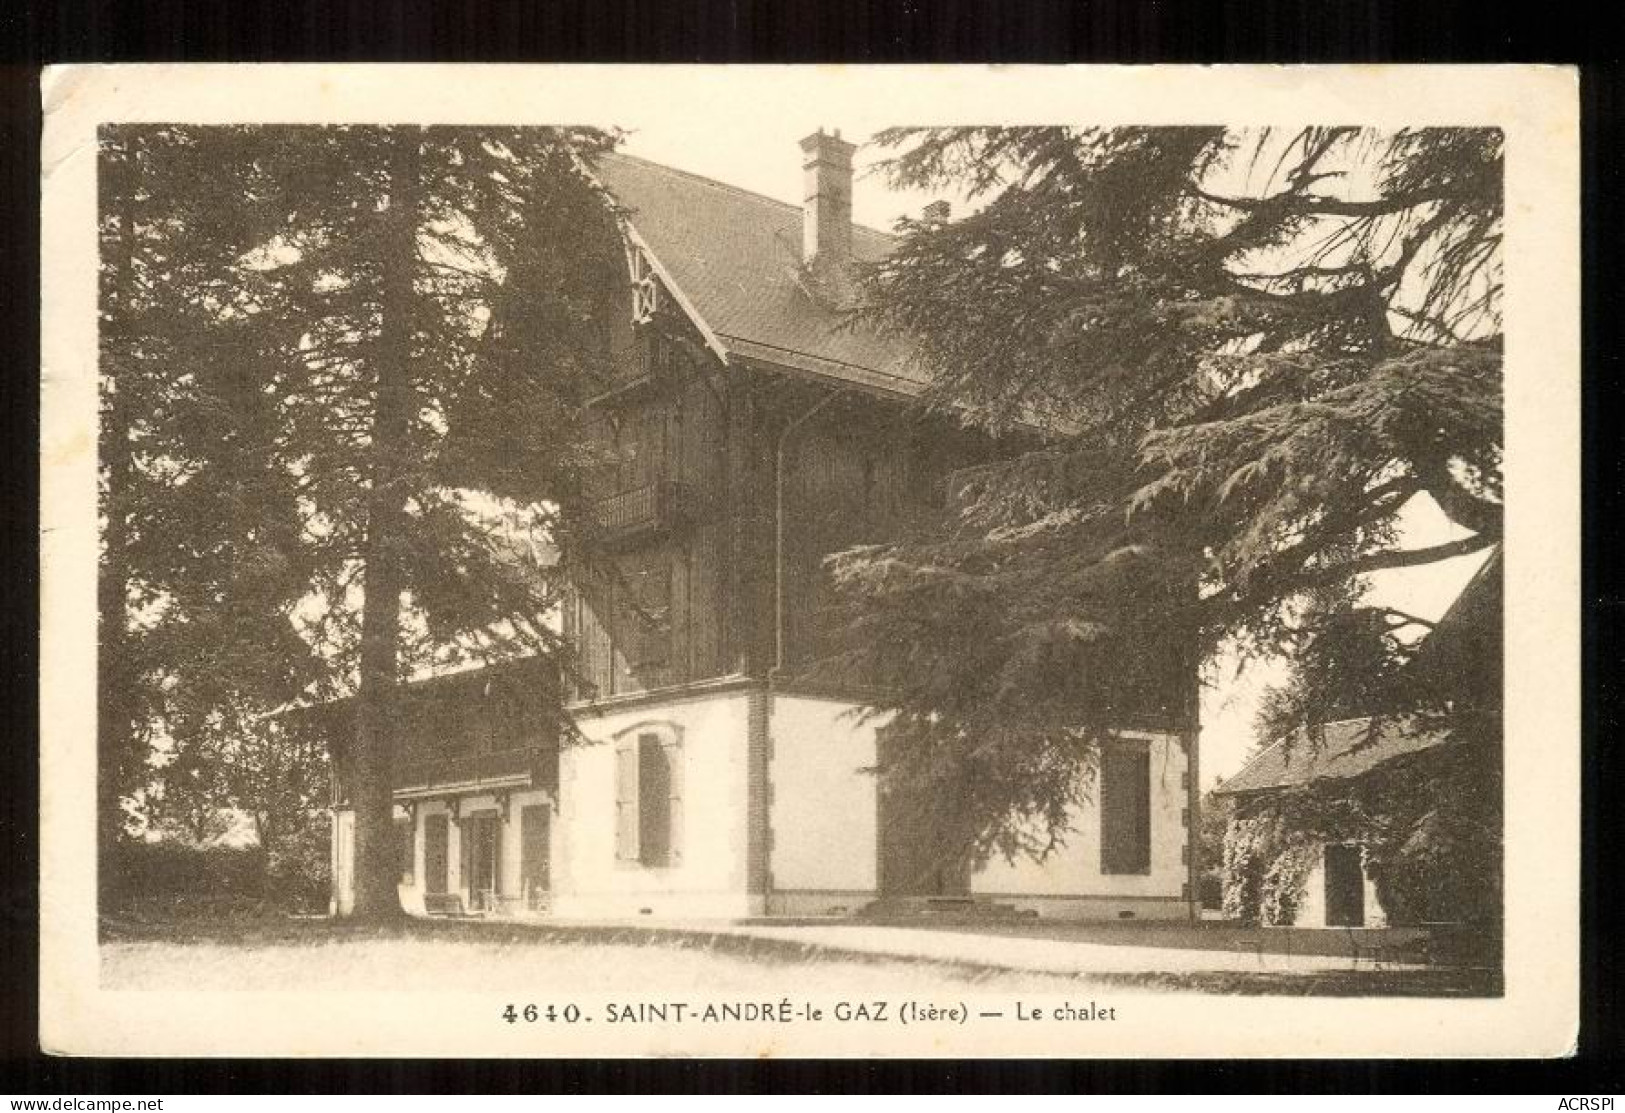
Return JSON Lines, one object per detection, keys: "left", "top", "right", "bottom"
{"left": 1220, "top": 738, "right": 1501, "bottom": 929}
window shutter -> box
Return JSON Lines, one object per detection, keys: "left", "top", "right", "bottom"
{"left": 460, "top": 818, "right": 473, "bottom": 890}
{"left": 424, "top": 814, "right": 449, "bottom": 895}
{"left": 1133, "top": 750, "right": 1151, "bottom": 871}
{"left": 614, "top": 736, "right": 640, "bottom": 862}
{"left": 636, "top": 733, "right": 670, "bottom": 866}
{"left": 1101, "top": 744, "right": 1152, "bottom": 875}
{"left": 665, "top": 737, "right": 684, "bottom": 865}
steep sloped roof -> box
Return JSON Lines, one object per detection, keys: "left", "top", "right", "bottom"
{"left": 1402, "top": 546, "right": 1502, "bottom": 696}
{"left": 592, "top": 152, "right": 927, "bottom": 397}
{"left": 1215, "top": 545, "right": 1500, "bottom": 797}
{"left": 1214, "top": 717, "right": 1451, "bottom": 797}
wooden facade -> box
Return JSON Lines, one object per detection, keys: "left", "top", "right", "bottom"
{"left": 562, "top": 311, "right": 1193, "bottom": 728}
{"left": 563, "top": 310, "right": 995, "bottom": 703}
{"left": 319, "top": 658, "right": 563, "bottom": 802}
{"left": 568, "top": 324, "right": 738, "bottom": 698}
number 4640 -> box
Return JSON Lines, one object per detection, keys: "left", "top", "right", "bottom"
{"left": 503, "top": 1003, "right": 583, "bottom": 1023}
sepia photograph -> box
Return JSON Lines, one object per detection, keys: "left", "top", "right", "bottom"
{"left": 38, "top": 65, "right": 1579, "bottom": 1058}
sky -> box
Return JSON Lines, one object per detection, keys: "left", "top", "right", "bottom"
{"left": 1202, "top": 506, "right": 1489, "bottom": 786}
{"left": 620, "top": 124, "right": 958, "bottom": 233}
{"left": 618, "top": 122, "right": 1491, "bottom": 785}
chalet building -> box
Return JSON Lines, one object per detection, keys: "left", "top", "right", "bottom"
{"left": 327, "top": 131, "right": 1200, "bottom": 922}
{"left": 1215, "top": 550, "right": 1502, "bottom": 930}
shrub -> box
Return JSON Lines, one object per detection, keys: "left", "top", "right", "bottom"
{"left": 104, "top": 824, "right": 331, "bottom": 919}
{"left": 267, "top": 818, "right": 331, "bottom": 913}
{"left": 107, "top": 839, "right": 266, "bottom": 901}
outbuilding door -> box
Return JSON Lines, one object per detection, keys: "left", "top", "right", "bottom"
{"left": 1323, "top": 844, "right": 1366, "bottom": 927}
{"left": 520, "top": 804, "right": 551, "bottom": 911}
{"left": 463, "top": 812, "right": 501, "bottom": 912}
{"left": 423, "top": 813, "right": 449, "bottom": 895}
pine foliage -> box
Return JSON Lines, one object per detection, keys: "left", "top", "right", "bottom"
{"left": 98, "top": 126, "right": 625, "bottom": 915}
{"left": 828, "top": 127, "right": 1504, "bottom": 862}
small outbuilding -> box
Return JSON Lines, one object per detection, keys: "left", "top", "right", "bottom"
{"left": 1214, "top": 550, "right": 1502, "bottom": 931}
{"left": 1214, "top": 717, "right": 1451, "bottom": 928}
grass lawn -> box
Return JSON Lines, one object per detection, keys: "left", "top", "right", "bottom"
{"left": 100, "top": 916, "right": 1094, "bottom": 994}
{"left": 99, "top": 913, "right": 1500, "bottom": 997}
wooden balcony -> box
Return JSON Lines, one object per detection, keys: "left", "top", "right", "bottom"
{"left": 393, "top": 746, "right": 556, "bottom": 800}
{"left": 583, "top": 366, "right": 656, "bottom": 408}
{"left": 584, "top": 330, "right": 668, "bottom": 407}
{"left": 592, "top": 481, "right": 693, "bottom": 546}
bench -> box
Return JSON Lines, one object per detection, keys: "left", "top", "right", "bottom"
{"left": 423, "top": 893, "right": 467, "bottom": 917}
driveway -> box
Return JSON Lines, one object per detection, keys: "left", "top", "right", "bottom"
{"left": 569, "top": 917, "right": 1433, "bottom": 978}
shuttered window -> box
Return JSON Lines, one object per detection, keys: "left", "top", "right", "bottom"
{"left": 614, "top": 729, "right": 683, "bottom": 867}
{"left": 1100, "top": 743, "right": 1152, "bottom": 875}
{"left": 619, "top": 550, "right": 672, "bottom": 690}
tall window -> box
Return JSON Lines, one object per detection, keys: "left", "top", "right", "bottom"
{"left": 618, "top": 549, "right": 672, "bottom": 689}
{"left": 614, "top": 728, "right": 684, "bottom": 867}
{"left": 395, "top": 817, "right": 415, "bottom": 886}
{"left": 613, "top": 406, "right": 665, "bottom": 493}
{"left": 1100, "top": 742, "right": 1152, "bottom": 875}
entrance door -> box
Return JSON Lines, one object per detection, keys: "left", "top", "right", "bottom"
{"left": 463, "top": 813, "right": 501, "bottom": 912}
{"left": 876, "top": 735, "right": 971, "bottom": 898}
{"left": 1323, "top": 844, "right": 1366, "bottom": 927}
{"left": 520, "top": 805, "right": 551, "bottom": 912}
{"left": 424, "top": 813, "right": 449, "bottom": 895}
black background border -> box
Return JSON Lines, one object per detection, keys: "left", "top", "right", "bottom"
{"left": 2, "top": 0, "right": 1620, "bottom": 1095}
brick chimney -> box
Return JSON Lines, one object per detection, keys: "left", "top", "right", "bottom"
{"left": 800, "top": 128, "right": 856, "bottom": 267}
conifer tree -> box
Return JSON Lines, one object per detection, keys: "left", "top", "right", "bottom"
{"left": 99, "top": 125, "right": 624, "bottom": 917}
{"left": 829, "top": 127, "right": 1503, "bottom": 862}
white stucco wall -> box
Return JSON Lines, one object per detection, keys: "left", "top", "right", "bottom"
{"left": 1295, "top": 860, "right": 1324, "bottom": 927}
{"left": 551, "top": 688, "right": 754, "bottom": 919}
{"left": 335, "top": 695, "right": 1192, "bottom": 922}
{"left": 767, "top": 695, "right": 886, "bottom": 899}
{"left": 969, "top": 732, "right": 1190, "bottom": 919}
{"left": 764, "top": 702, "right": 1191, "bottom": 920}
{"left": 397, "top": 802, "right": 424, "bottom": 915}
{"left": 332, "top": 688, "right": 755, "bottom": 921}
{"left": 330, "top": 808, "right": 354, "bottom": 916}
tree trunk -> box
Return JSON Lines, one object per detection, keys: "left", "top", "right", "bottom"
{"left": 345, "top": 128, "right": 421, "bottom": 921}
{"left": 255, "top": 813, "right": 275, "bottom": 899}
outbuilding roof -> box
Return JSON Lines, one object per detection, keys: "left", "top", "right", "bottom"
{"left": 1213, "top": 717, "right": 1451, "bottom": 797}
{"left": 592, "top": 152, "right": 927, "bottom": 398}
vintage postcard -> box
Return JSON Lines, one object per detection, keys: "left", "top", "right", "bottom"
{"left": 39, "top": 64, "right": 1579, "bottom": 1058}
